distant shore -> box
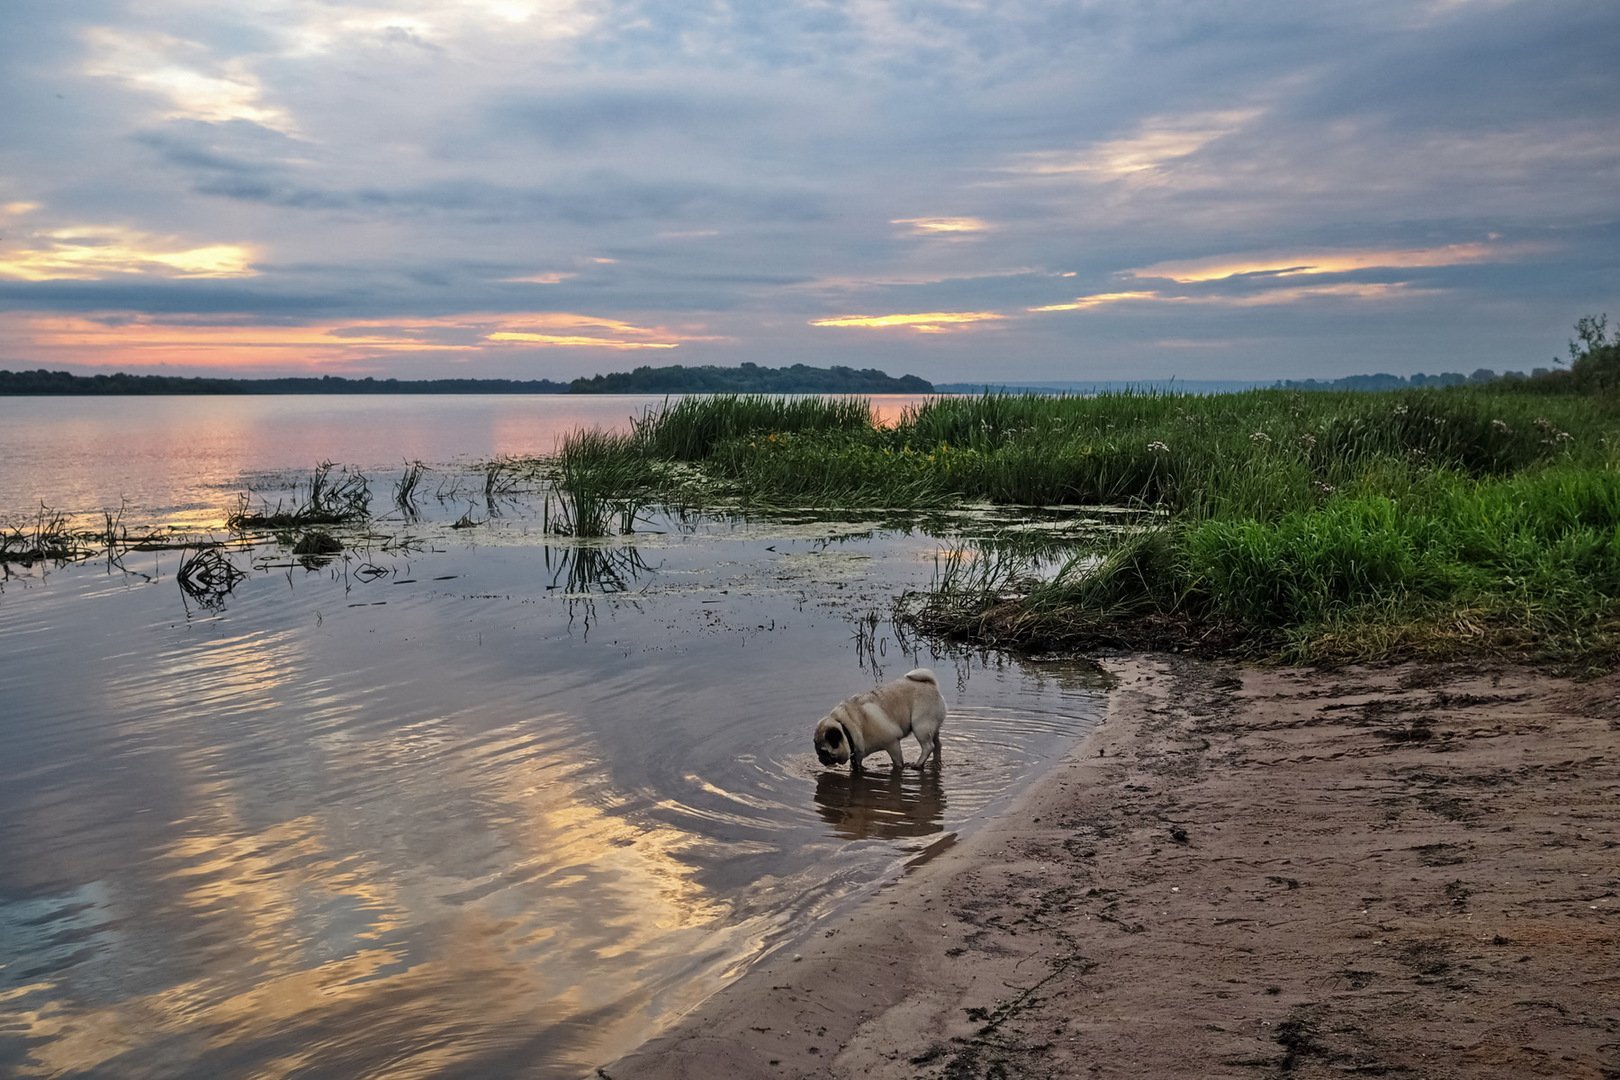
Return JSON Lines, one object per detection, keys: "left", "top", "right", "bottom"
{"left": 0, "top": 363, "right": 932, "bottom": 396}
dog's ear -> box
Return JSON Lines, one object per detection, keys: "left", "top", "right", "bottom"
{"left": 825, "top": 726, "right": 842, "bottom": 747}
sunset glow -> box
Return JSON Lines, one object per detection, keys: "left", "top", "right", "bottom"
{"left": 891, "top": 217, "right": 991, "bottom": 235}
{"left": 6, "top": 312, "right": 695, "bottom": 369}
{"left": 810, "top": 311, "right": 1006, "bottom": 334}
{"left": 1131, "top": 242, "right": 1533, "bottom": 284}
{"left": 1005, "top": 109, "right": 1259, "bottom": 181}
{"left": 0, "top": 228, "right": 259, "bottom": 281}
{"left": 1028, "top": 291, "right": 1160, "bottom": 312}
{"left": 0, "top": 2, "right": 1609, "bottom": 380}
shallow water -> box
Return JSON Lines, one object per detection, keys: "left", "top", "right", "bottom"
{"left": 0, "top": 398, "right": 1105, "bottom": 1078}
{"left": 0, "top": 394, "right": 929, "bottom": 531}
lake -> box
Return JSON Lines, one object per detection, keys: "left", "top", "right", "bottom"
{"left": 0, "top": 395, "right": 1105, "bottom": 1078}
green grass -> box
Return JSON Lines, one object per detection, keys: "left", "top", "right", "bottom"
{"left": 545, "top": 385, "right": 1620, "bottom": 665}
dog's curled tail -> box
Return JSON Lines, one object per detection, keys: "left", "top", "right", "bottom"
{"left": 903, "top": 668, "right": 938, "bottom": 684}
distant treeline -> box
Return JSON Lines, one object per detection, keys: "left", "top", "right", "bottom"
{"left": 0, "top": 369, "right": 571, "bottom": 395}
{"left": 568, "top": 362, "right": 932, "bottom": 394}
{"left": 1277, "top": 368, "right": 1558, "bottom": 392}
{"left": 0, "top": 362, "right": 932, "bottom": 396}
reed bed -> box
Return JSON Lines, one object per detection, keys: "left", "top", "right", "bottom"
{"left": 627, "top": 394, "right": 875, "bottom": 460}
{"left": 543, "top": 429, "right": 655, "bottom": 537}
{"left": 555, "top": 385, "right": 1620, "bottom": 663}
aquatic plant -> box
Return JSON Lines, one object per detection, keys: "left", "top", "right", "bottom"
{"left": 534, "top": 381, "right": 1620, "bottom": 663}
{"left": 394, "top": 460, "right": 428, "bottom": 516}
{"left": 628, "top": 394, "right": 875, "bottom": 460}
{"left": 544, "top": 429, "right": 652, "bottom": 537}
{"left": 0, "top": 505, "right": 79, "bottom": 564}
{"left": 228, "top": 462, "right": 372, "bottom": 530}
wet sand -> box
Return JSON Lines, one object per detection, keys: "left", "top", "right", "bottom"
{"left": 604, "top": 656, "right": 1620, "bottom": 1079}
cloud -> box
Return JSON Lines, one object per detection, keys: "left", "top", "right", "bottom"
{"left": 810, "top": 311, "right": 1007, "bottom": 334}
{"left": 0, "top": 224, "right": 259, "bottom": 281}
{"left": 1030, "top": 282, "right": 1439, "bottom": 313}
{"left": 1, "top": 309, "right": 707, "bottom": 371}
{"left": 487, "top": 84, "right": 767, "bottom": 149}
{"left": 891, "top": 217, "right": 991, "bottom": 236}
{"left": 1, "top": 0, "right": 1615, "bottom": 382}
{"left": 81, "top": 27, "right": 298, "bottom": 132}
{"left": 1129, "top": 240, "right": 1543, "bottom": 284}
{"left": 1028, "top": 291, "right": 1158, "bottom": 312}
{"left": 1001, "top": 109, "right": 1261, "bottom": 183}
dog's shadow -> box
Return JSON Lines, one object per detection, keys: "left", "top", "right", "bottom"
{"left": 813, "top": 768, "right": 946, "bottom": 841}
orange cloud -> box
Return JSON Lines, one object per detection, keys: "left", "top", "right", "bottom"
{"left": 488, "top": 333, "right": 678, "bottom": 349}
{"left": 1028, "top": 291, "right": 1159, "bottom": 312}
{"left": 3, "top": 311, "right": 697, "bottom": 370}
{"left": 1002, "top": 109, "right": 1259, "bottom": 182}
{"left": 502, "top": 271, "right": 578, "bottom": 285}
{"left": 891, "top": 216, "right": 991, "bottom": 235}
{"left": 1029, "top": 282, "right": 1433, "bottom": 314}
{"left": 1131, "top": 241, "right": 1538, "bottom": 283}
{"left": 0, "top": 226, "right": 259, "bottom": 281}
{"left": 810, "top": 311, "right": 1006, "bottom": 333}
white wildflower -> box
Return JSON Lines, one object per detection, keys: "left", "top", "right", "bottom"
{"left": 1147, "top": 440, "right": 1170, "bottom": 453}
{"left": 1250, "top": 431, "right": 1272, "bottom": 445}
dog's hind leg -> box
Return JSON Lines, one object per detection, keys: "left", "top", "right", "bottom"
{"left": 912, "top": 731, "right": 935, "bottom": 769}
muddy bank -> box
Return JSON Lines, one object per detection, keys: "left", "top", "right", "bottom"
{"left": 603, "top": 657, "right": 1620, "bottom": 1079}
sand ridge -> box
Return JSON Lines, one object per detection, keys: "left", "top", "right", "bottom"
{"left": 604, "top": 656, "right": 1620, "bottom": 1079}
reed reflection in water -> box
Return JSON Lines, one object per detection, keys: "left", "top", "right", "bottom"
{"left": 0, "top": 518, "right": 1104, "bottom": 1078}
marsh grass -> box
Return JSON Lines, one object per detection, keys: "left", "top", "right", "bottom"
{"left": 553, "top": 386, "right": 1620, "bottom": 663}
{"left": 394, "top": 460, "right": 428, "bottom": 516}
{"left": 543, "top": 430, "right": 656, "bottom": 537}
{"left": 229, "top": 462, "right": 371, "bottom": 530}
{"left": 0, "top": 505, "right": 82, "bottom": 565}
{"left": 628, "top": 394, "right": 874, "bottom": 460}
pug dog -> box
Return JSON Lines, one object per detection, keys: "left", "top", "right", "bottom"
{"left": 814, "top": 668, "right": 946, "bottom": 772}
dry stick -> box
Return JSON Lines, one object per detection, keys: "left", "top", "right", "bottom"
{"left": 969, "top": 953, "right": 1097, "bottom": 1042}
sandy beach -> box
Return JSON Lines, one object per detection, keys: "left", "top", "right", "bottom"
{"left": 605, "top": 656, "right": 1620, "bottom": 1079}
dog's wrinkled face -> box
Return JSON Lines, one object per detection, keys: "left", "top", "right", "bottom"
{"left": 814, "top": 717, "right": 850, "bottom": 766}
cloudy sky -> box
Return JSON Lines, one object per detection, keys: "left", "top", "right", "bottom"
{"left": 1, "top": 0, "right": 1616, "bottom": 383}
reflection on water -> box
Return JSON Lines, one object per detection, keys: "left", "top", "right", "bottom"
{"left": 0, "top": 394, "right": 938, "bottom": 532}
{"left": 1, "top": 440, "right": 1107, "bottom": 1079}
{"left": 543, "top": 542, "right": 652, "bottom": 595}
{"left": 813, "top": 769, "right": 947, "bottom": 841}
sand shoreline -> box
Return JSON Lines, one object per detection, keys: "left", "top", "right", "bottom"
{"left": 603, "top": 656, "right": 1619, "bottom": 1079}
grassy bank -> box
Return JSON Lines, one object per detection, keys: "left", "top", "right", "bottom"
{"left": 550, "top": 388, "right": 1620, "bottom": 665}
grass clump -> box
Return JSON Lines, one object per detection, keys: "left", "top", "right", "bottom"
{"left": 0, "top": 506, "right": 78, "bottom": 565}
{"left": 543, "top": 430, "right": 654, "bottom": 537}
{"left": 628, "top": 394, "right": 874, "bottom": 460}
{"left": 229, "top": 462, "right": 371, "bottom": 530}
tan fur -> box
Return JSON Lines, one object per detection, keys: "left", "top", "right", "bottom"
{"left": 813, "top": 668, "right": 946, "bottom": 772}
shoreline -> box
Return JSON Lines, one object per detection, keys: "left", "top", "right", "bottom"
{"left": 603, "top": 655, "right": 1620, "bottom": 1078}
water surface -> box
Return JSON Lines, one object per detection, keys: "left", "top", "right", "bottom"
{"left": 0, "top": 396, "right": 1104, "bottom": 1078}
